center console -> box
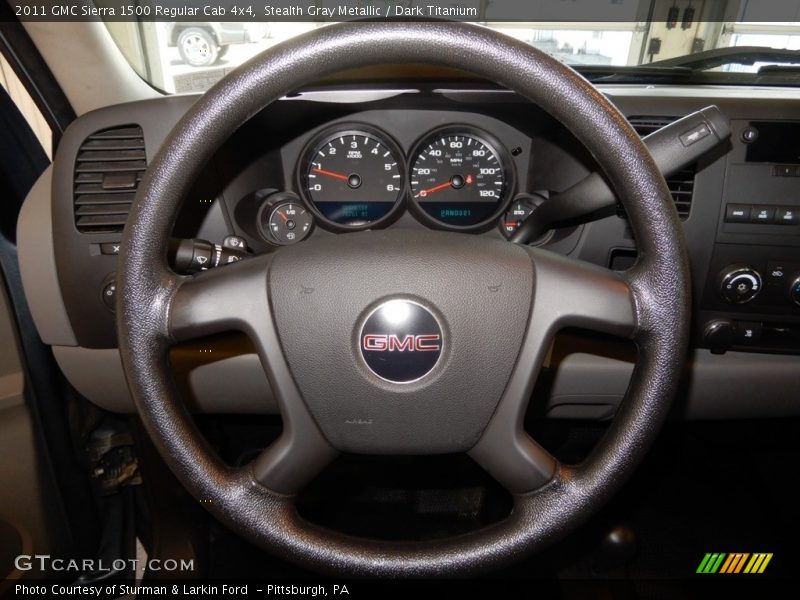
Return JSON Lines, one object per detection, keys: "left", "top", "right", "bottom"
{"left": 700, "top": 120, "right": 800, "bottom": 354}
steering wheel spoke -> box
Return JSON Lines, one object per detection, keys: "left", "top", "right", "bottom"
{"left": 470, "top": 249, "right": 637, "bottom": 494}
{"left": 469, "top": 429, "right": 558, "bottom": 494}
{"left": 168, "top": 254, "right": 338, "bottom": 495}
{"left": 168, "top": 254, "right": 272, "bottom": 343}
{"left": 250, "top": 427, "right": 338, "bottom": 494}
{"left": 528, "top": 248, "right": 638, "bottom": 340}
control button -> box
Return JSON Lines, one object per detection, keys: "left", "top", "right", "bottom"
{"left": 100, "top": 242, "right": 121, "bottom": 255}
{"left": 724, "top": 204, "right": 751, "bottom": 223}
{"left": 719, "top": 265, "right": 762, "bottom": 304}
{"left": 772, "top": 165, "right": 800, "bottom": 177}
{"left": 703, "top": 320, "right": 734, "bottom": 354}
{"left": 192, "top": 245, "right": 213, "bottom": 270}
{"left": 734, "top": 321, "right": 763, "bottom": 344}
{"left": 774, "top": 207, "right": 800, "bottom": 225}
{"left": 767, "top": 262, "right": 787, "bottom": 288}
{"left": 772, "top": 165, "right": 798, "bottom": 177}
{"left": 791, "top": 276, "right": 800, "bottom": 307}
{"left": 741, "top": 127, "right": 759, "bottom": 143}
{"left": 680, "top": 122, "right": 711, "bottom": 147}
{"left": 101, "top": 281, "right": 116, "bottom": 312}
{"left": 750, "top": 206, "right": 776, "bottom": 223}
{"left": 222, "top": 235, "right": 247, "bottom": 250}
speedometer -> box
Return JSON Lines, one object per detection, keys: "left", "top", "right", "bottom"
{"left": 299, "top": 125, "right": 405, "bottom": 230}
{"left": 409, "top": 127, "right": 512, "bottom": 229}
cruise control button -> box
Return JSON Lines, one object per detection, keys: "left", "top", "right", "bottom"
{"left": 774, "top": 207, "right": 799, "bottom": 225}
{"left": 725, "top": 204, "right": 751, "bottom": 223}
{"left": 750, "top": 206, "right": 776, "bottom": 223}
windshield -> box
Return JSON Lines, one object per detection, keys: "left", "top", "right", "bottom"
{"left": 102, "top": 17, "right": 800, "bottom": 94}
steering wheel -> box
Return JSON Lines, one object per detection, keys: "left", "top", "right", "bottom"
{"left": 117, "top": 22, "right": 690, "bottom": 576}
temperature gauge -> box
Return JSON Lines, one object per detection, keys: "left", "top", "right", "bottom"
{"left": 259, "top": 200, "right": 314, "bottom": 245}
{"left": 501, "top": 199, "right": 536, "bottom": 237}
{"left": 499, "top": 193, "right": 552, "bottom": 244}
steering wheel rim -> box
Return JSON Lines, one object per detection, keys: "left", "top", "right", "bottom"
{"left": 117, "top": 22, "right": 690, "bottom": 576}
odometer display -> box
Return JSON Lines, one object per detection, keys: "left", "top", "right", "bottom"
{"left": 300, "top": 127, "right": 404, "bottom": 229}
{"left": 410, "top": 128, "right": 511, "bottom": 228}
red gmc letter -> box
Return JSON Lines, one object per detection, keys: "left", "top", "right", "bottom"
{"left": 362, "top": 335, "right": 387, "bottom": 351}
{"left": 387, "top": 334, "right": 415, "bottom": 351}
{"left": 414, "top": 335, "right": 441, "bottom": 351}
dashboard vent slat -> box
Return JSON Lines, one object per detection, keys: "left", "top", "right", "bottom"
{"left": 75, "top": 160, "right": 146, "bottom": 174}
{"left": 75, "top": 193, "right": 136, "bottom": 206}
{"left": 619, "top": 116, "right": 695, "bottom": 220}
{"left": 88, "top": 126, "right": 144, "bottom": 140}
{"left": 73, "top": 125, "right": 145, "bottom": 233}
{"left": 77, "top": 149, "right": 146, "bottom": 163}
{"left": 80, "top": 138, "right": 145, "bottom": 152}
{"left": 75, "top": 173, "right": 104, "bottom": 184}
{"left": 75, "top": 203, "right": 132, "bottom": 216}
{"left": 76, "top": 215, "right": 130, "bottom": 229}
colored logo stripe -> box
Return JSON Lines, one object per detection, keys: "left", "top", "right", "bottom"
{"left": 744, "top": 553, "right": 773, "bottom": 574}
{"left": 719, "top": 553, "right": 749, "bottom": 573}
{"left": 697, "top": 553, "right": 726, "bottom": 574}
{"left": 697, "top": 553, "right": 773, "bottom": 574}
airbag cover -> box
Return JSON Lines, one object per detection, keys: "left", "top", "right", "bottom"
{"left": 268, "top": 229, "right": 533, "bottom": 453}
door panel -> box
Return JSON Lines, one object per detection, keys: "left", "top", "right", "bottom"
{"left": 0, "top": 275, "right": 69, "bottom": 582}
{"left": 0, "top": 45, "right": 74, "bottom": 585}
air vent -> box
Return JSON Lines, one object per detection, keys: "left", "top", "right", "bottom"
{"left": 620, "top": 116, "right": 695, "bottom": 220}
{"left": 627, "top": 116, "right": 676, "bottom": 137}
{"left": 74, "top": 125, "right": 146, "bottom": 233}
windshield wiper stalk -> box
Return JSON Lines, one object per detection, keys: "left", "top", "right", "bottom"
{"left": 510, "top": 106, "right": 731, "bottom": 245}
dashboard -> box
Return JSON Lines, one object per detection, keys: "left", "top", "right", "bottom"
{"left": 16, "top": 79, "right": 800, "bottom": 418}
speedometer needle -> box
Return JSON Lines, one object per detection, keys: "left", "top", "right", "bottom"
{"left": 312, "top": 167, "right": 349, "bottom": 182}
{"left": 417, "top": 174, "right": 472, "bottom": 198}
{"left": 416, "top": 181, "right": 452, "bottom": 198}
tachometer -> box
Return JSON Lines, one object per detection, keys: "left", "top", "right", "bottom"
{"left": 409, "top": 127, "right": 512, "bottom": 229}
{"left": 299, "top": 126, "right": 405, "bottom": 230}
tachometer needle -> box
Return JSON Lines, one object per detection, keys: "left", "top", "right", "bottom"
{"left": 312, "top": 167, "right": 349, "bottom": 182}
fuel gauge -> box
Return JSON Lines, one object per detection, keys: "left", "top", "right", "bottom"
{"left": 260, "top": 201, "right": 314, "bottom": 245}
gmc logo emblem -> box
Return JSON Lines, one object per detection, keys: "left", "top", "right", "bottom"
{"left": 362, "top": 334, "right": 441, "bottom": 352}
{"left": 359, "top": 300, "right": 443, "bottom": 383}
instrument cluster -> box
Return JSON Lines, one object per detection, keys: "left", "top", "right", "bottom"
{"left": 255, "top": 122, "right": 528, "bottom": 246}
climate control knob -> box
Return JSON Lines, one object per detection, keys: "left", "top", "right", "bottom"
{"left": 718, "top": 265, "right": 762, "bottom": 304}
{"left": 790, "top": 275, "right": 800, "bottom": 307}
